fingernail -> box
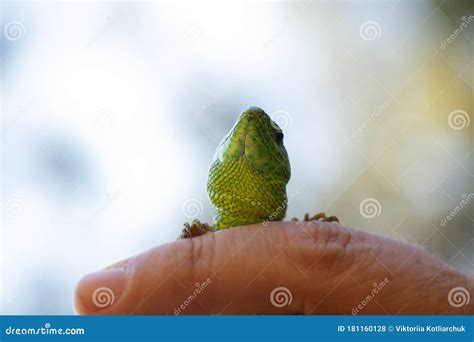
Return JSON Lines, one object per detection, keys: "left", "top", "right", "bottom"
{"left": 75, "top": 267, "right": 127, "bottom": 313}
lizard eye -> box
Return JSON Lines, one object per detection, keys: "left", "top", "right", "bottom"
{"left": 275, "top": 129, "right": 284, "bottom": 144}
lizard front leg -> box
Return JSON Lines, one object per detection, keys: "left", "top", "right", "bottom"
{"left": 180, "top": 212, "right": 339, "bottom": 240}
{"left": 291, "top": 212, "right": 339, "bottom": 223}
{"left": 179, "top": 220, "right": 215, "bottom": 239}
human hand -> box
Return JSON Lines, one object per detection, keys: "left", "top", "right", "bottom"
{"left": 74, "top": 221, "right": 473, "bottom": 315}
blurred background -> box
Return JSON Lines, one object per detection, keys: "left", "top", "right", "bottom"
{"left": 1, "top": 0, "right": 473, "bottom": 314}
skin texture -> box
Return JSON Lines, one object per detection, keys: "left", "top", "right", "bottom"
{"left": 207, "top": 107, "right": 290, "bottom": 229}
{"left": 74, "top": 221, "right": 474, "bottom": 315}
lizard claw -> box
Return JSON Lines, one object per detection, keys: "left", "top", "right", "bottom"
{"left": 179, "top": 220, "right": 214, "bottom": 239}
{"left": 291, "top": 212, "right": 339, "bottom": 223}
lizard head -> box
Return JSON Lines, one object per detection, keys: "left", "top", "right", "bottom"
{"left": 212, "top": 106, "right": 291, "bottom": 184}
{"left": 207, "top": 106, "right": 291, "bottom": 228}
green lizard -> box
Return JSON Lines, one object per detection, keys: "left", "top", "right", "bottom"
{"left": 180, "top": 106, "right": 338, "bottom": 239}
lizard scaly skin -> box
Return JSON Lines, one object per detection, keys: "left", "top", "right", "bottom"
{"left": 180, "top": 106, "right": 338, "bottom": 238}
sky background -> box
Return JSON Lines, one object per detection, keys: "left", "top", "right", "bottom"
{"left": 1, "top": 0, "right": 473, "bottom": 314}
